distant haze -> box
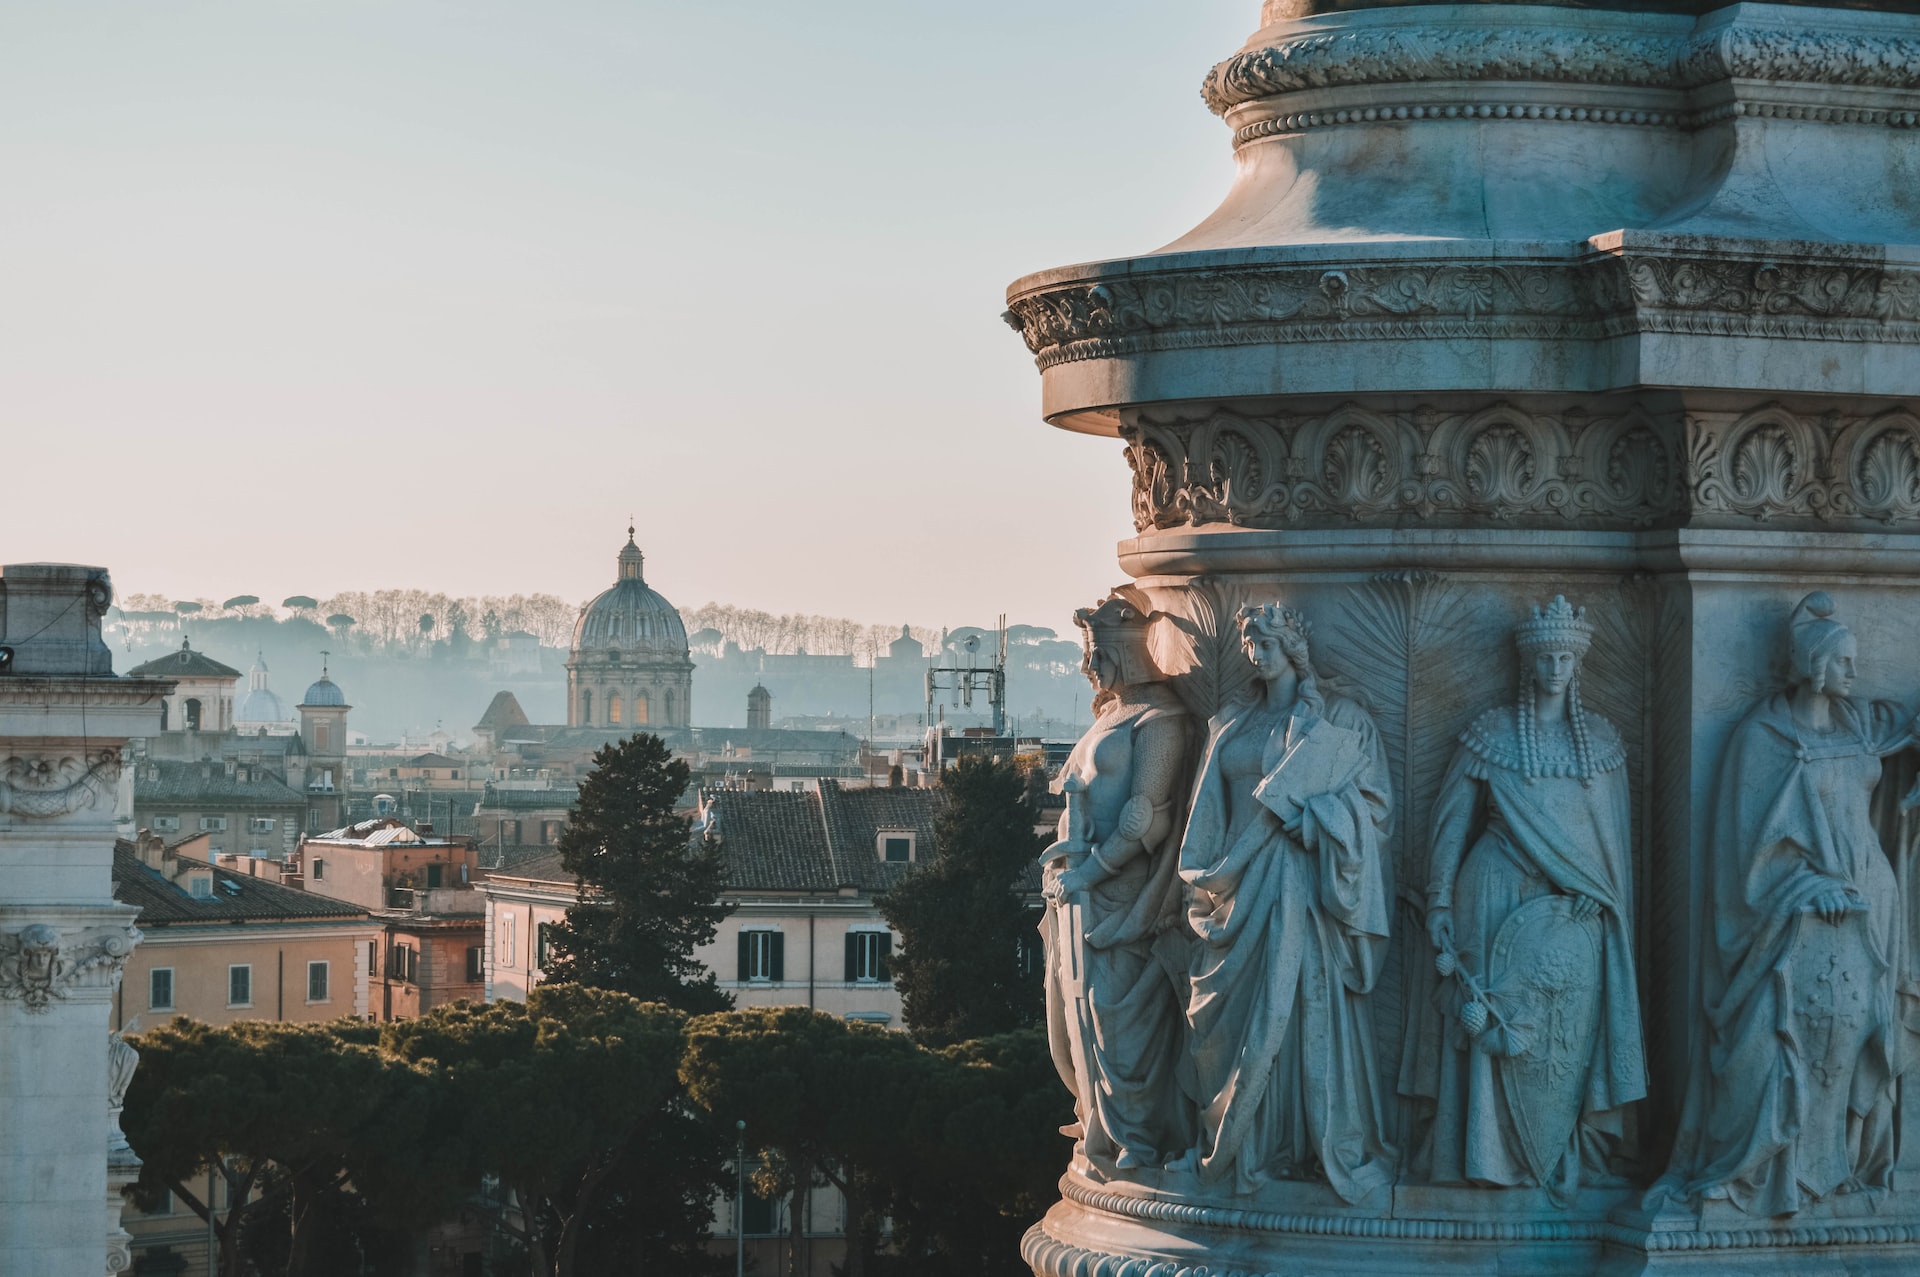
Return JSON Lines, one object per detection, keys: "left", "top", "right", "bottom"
{"left": 0, "top": 2, "right": 1252, "bottom": 634}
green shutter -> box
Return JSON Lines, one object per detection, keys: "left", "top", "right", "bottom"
{"left": 844, "top": 932, "right": 858, "bottom": 982}
{"left": 879, "top": 933, "right": 892, "bottom": 981}
{"left": 769, "top": 932, "right": 785, "bottom": 983}
{"left": 737, "top": 930, "right": 751, "bottom": 981}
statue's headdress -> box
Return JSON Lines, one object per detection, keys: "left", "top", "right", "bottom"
{"left": 1514, "top": 595, "right": 1594, "bottom": 659}
{"left": 1788, "top": 591, "right": 1851, "bottom": 685}
{"left": 1074, "top": 586, "right": 1162, "bottom": 688}
{"left": 1235, "top": 601, "right": 1323, "bottom": 713}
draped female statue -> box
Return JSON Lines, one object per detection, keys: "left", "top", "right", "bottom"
{"left": 1040, "top": 588, "right": 1195, "bottom": 1173}
{"left": 1411, "top": 595, "right": 1646, "bottom": 1197}
{"left": 1174, "top": 602, "right": 1396, "bottom": 1202}
{"left": 1654, "top": 592, "right": 1920, "bottom": 1216}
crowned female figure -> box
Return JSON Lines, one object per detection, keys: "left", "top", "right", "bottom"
{"left": 1415, "top": 595, "right": 1645, "bottom": 1196}
{"left": 1041, "top": 587, "right": 1195, "bottom": 1172}
{"left": 1175, "top": 602, "right": 1396, "bottom": 1203}
{"left": 1654, "top": 593, "right": 1920, "bottom": 1216}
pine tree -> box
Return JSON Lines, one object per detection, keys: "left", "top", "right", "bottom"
{"left": 879, "top": 754, "right": 1044, "bottom": 1047}
{"left": 542, "top": 733, "right": 733, "bottom": 1013}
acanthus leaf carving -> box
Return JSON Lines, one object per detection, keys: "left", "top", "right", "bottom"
{"left": 0, "top": 920, "right": 141, "bottom": 1013}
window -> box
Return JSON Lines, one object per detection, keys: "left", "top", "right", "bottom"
{"left": 427, "top": 864, "right": 444, "bottom": 889}
{"left": 250, "top": 817, "right": 274, "bottom": 833}
{"left": 466, "top": 945, "right": 484, "bottom": 982}
{"left": 878, "top": 832, "right": 914, "bottom": 863}
{"left": 228, "top": 965, "right": 252, "bottom": 1007}
{"left": 421, "top": 769, "right": 434, "bottom": 780}
{"left": 188, "top": 876, "right": 213, "bottom": 900}
{"left": 634, "top": 693, "right": 649, "bottom": 724}
{"left": 740, "top": 1187, "right": 782, "bottom": 1236}
{"left": 311, "top": 858, "right": 325, "bottom": 881}
{"left": 315, "top": 723, "right": 330, "bottom": 751}
{"left": 497, "top": 913, "right": 517, "bottom": 967}
{"left": 663, "top": 690, "right": 675, "bottom": 722}
{"left": 846, "top": 931, "right": 892, "bottom": 983}
{"left": 737, "top": 930, "right": 783, "bottom": 983}
{"left": 388, "top": 943, "right": 418, "bottom": 984}
{"left": 152, "top": 815, "right": 180, "bottom": 833}
{"left": 535, "top": 923, "right": 555, "bottom": 970}
{"left": 149, "top": 968, "right": 174, "bottom": 1011}
{"left": 790, "top": 781, "right": 805, "bottom": 792}
{"left": 609, "top": 695, "right": 622, "bottom": 724}
{"left": 184, "top": 698, "right": 202, "bottom": 731}
{"left": 580, "top": 690, "right": 592, "bottom": 723}
{"left": 307, "top": 961, "right": 330, "bottom": 1002}
{"left": 199, "top": 816, "right": 227, "bottom": 832}
{"left": 451, "top": 770, "right": 460, "bottom": 780}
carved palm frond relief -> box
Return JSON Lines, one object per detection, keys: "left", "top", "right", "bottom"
{"left": 1156, "top": 576, "right": 1257, "bottom": 723}
{"left": 1318, "top": 571, "right": 1495, "bottom": 1146}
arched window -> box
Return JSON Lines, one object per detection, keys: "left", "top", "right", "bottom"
{"left": 633, "top": 693, "right": 649, "bottom": 724}
{"left": 664, "top": 690, "right": 676, "bottom": 723}
{"left": 609, "top": 695, "right": 623, "bottom": 724}
{"left": 160, "top": 701, "right": 170, "bottom": 732}
{"left": 184, "top": 698, "right": 202, "bottom": 731}
{"left": 316, "top": 722, "right": 330, "bottom": 752}
{"left": 580, "top": 690, "right": 593, "bottom": 724}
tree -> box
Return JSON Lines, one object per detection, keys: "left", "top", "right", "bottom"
{"left": 121, "top": 1019, "right": 459, "bottom": 1277}
{"left": 542, "top": 733, "right": 734, "bottom": 1012}
{"left": 880, "top": 754, "right": 1045, "bottom": 1046}
{"left": 680, "top": 1007, "right": 925, "bottom": 1277}
{"left": 385, "top": 987, "right": 725, "bottom": 1277}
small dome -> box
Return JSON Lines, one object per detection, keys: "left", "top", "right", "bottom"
{"left": 302, "top": 677, "right": 347, "bottom": 708}
{"left": 236, "top": 686, "right": 293, "bottom": 725}
{"left": 571, "top": 530, "right": 689, "bottom": 658}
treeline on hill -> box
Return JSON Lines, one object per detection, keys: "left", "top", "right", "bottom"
{"left": 122, "top": 740, "right": 1057, "bottom": 1277}
{"left": 110, "top": 591, "right": 1069, "bottom": 666}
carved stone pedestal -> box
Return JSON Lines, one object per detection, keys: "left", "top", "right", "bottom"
{"left": 1009, "top": 3, "right": 1920, "bottom": 1274}
{"left": 0, "top": 565, "right": 167, "bottom": 1277}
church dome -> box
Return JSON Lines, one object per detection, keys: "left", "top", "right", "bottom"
{"left": 302, "top": 676, "right": 347, "bottom": 708}
{"left": 235, "top": 654, "right": 296, "bottom": 731}
{"left": 571, "top": 531, "right": 689, "bottom": 658}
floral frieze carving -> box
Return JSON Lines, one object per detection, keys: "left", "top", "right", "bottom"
{"left": 1003, "top": 257, "right": 1920, "bottom": 371}
{"left": 0, "top": 751, "right": 121, "bottom": 820}
{"left": 1687, "top": 404, "right": 1920, "bottom": 524}
{"left": 1123, "top": 403, "right": 1682, "bottom": 531}
{"left": 0, "top": 920, "right": 141, "bottom": 1013}
{"left": 1123, "top": 402, "right": 1920, "bottom": 531}
{"left": 1202, "top": 20, "right": 1920, "bottom": 115}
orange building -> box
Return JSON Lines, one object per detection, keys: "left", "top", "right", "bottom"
{"left": 111, "top": 833, "right": 378, "bottom": 1032}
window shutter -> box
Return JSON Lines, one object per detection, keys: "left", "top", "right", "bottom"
{"left": 769, "top": 933, "right": 785, "bottom": 983}
{"left": 879, "top": 933, "right": 892, "bottom": 981}
{"left": 737, "top": 930, "right": 751, "bottom": 982}
{"left": 844, "top": 933, "right": 858, "bottom": 982}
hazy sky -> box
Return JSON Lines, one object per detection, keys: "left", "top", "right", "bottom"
{"left": 1, "top": 2, "right": 1255, "bottom": 636}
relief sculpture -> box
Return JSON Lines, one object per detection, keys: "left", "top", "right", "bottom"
{"left": 1405, "top": 596, "right": 1647, "bottom": 1198}
{"left": 1169, "top": 602, "right": 1397, "bottom": 1203}
{"left": 1653, "top": 593, "right": 1920, "bottom": 1216}
{"left": 1040, "top": 587, "right": 1196, "bottom": 1174}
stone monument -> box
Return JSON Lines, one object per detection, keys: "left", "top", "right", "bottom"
{"left": 0, "top": 565, "right": 168, "bottom": 1276}
{"left": 1008, "top": 2, "right": 1920, "bottom": 1272}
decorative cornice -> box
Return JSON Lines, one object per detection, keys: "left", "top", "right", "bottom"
{"left": 1001, "top": 256, "right": 1920, "bottom": 370}
{"left": 1203, "top": 20, "right": 1920, "bottom": 116}
{"left": 0, "top": 918, "right": 141, "bottom": 1013}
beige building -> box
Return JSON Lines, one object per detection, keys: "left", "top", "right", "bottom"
{"left": 110, "top": 833, "right": 377, "bottom": 1032}
{"left": 129, "top": 756, "right": 308, "bottom": 863}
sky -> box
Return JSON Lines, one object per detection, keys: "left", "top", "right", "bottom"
{"left": 0, "top": 1, "right": 1255, "bottom": 637}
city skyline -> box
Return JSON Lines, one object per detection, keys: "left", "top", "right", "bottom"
{"left": 0, "top": 1, "right": 1253, "bottom": 632}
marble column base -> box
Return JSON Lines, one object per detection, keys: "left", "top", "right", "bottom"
{"left": 1022, "top": 1175, "right": 1920, "bottom": 1277}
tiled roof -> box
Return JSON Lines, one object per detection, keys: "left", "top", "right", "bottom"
{"left": 127, "top": 641, "right": 242, "bottom": 681}
{"left": 476, "top": 691, "right": 530, "bottom": 732}
{"left": 704, "top": 789, "right": 836, "bottom": 891}
{"left": 705, "top": 781, "right": 946, "bottom": 893}
{"left": 477, "top": 784, "right": 579, "bottom": 811}
{"left": 113, "top": 842, "right": 368, "bottom": 925}
{"left": 405, "top": 753, "right": 462, "bottom": 767}
{"left": 133, "top": 759, "right": 306, "bottom": 807}
{"left": 482, "top": 847, "right": 571, "bottom": 884}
